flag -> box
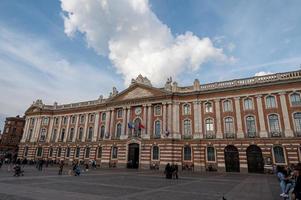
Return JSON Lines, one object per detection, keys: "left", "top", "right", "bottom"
{"left": 138, "top": 123, "right": 145, "bottom": 129}
{"left": 128, "top": 122, "right": 134, "bottom": 129}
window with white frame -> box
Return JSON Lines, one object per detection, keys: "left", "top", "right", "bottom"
{"left": 266, "top": 96, "right": 277, "bottom": 108}
{"left": 183, "top": 146, "right": 191, "bottom": 161}
{"left": 100, "top": 126, "right": 105, "bottom": 139}
{"left": 71, "top": 116, "right": 76, "bottom": 124}
{"left": 36, "top": 147, "right": 43, "bottom": 157}
{"left": 205, "top": 118, "right": 214, "bottom": 133}
{"left": 97, "top": 147, "right": 102, "bottom": 159}
{"left": 269, "top": 114, "right": 281, "bottom": 136}
{"left": 154, "top": 120, "right": 161, "bottom": 137}
{"left": 246, "top": 116, "right": 256, "bottom": 137}
{"left": 152, "top": 146, "right": 159, "bottom": 160}
{"left": 154, "top": 105, "right": 161, "bottom": 116}
{"left": 116, "top": 123, "right": 122, "bottom": 138}
{"left": 207, "top": 146, "right": 215, "bottom": 161}
{"left": 112, "top": 146, "right": 118, "bottom": 159}
{"left": 183, "top": 119, "right": 191, "bottom": 135}
{"left": 294, "top": 113, "right": 301, "bottom": 134}
{"left": 273, "top": 146, "right": 285, "bottom": 164}
{"left": 39, "top": 128, "right": 47, "bottom": 141}
{"left": 101, "top": 113, "right": 106, "bottom": 121}
{"left": 205, "top": 102, "right": 213, "bottom": 113}
{"left": 224, "top": 117, "right": 234, "bottom": 135}
{"left": 69, "top": 128, "right": 74, "bottom": 141}
{"left": 117, "top": 109, "right": 123, "bottom": 118}
{"left": 80, "top": 115, "right": 85, "bottom": 124}
{"left": 291, "top": 93, "right": 301, "bottom": 106}
{"left": 42, "top": 117, "right": 49, "bottom": 125}
{"left": 78, "top": 127, "right": 83, "bottom": 140}
{"left": 63, "top": 116, "right": 68, "bottom": 125}
{"left": 87, "top": 127, "right": 93, "bottom": 140}
{"left": 223, "top": 100, "right": 232, "bottom": 112}
{"left": 89, "top": 114, "right": 95, "bottom": 123}
{"left": 244, "top": 98, "right": 253, "bottom": 110}
{"left": 183, "top": 104, "right": 191, "bottom": 115}
{"left": 54, "top": 117, "right": 59, "bottom": 125}
{"left": 85, "top": 147, "right": 90, "bottom": 158}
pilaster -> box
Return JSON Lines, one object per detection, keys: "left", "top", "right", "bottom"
{"left": 214, "top": 99, "right": 223, "bottom": 139}
{"left": 234, "top": 97, "right": 244, "bottom": 138}
{"left": 256, "top": 95, "right": 268, "bottom": 138}
{"left": 279, "top": 92, "right": 294, "bottom": 137}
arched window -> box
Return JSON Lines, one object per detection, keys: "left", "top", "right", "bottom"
{"left": 36, "top": 147, "right": 43, "bottom": 157}
{"left": 75, "top": 147, "right": 80, "bottom": 158}
{"left": 80, "top": 115, "right": 85, "bottom": 124}
{"left": 266, "top": 96, "right": 276, "bottom": 108}
{"left": 246, "top": 116, "right": 256, "bottom": 137}
{"left": 183, "top": 146, "right": 191, "bottom": 161}
{"left": 66, "top": 147, "right": 70, "bottom": 157}
{"left": 112, "top": 146, "right": 118, "bottom": 159}
{"left": 205, "top": 118, "right": 214, "bottom": 132}
{"left": 207, "top": 146, "right": 215, "bottom": 161}
{"left": 294, "top": 113, "right": 301, "bottom": 135}
{"left": 85, "top": 147, "right": 90, "bottom": 158}
{"left": 54, "top": 117, "right": 59, "bottom": 125}
{"left": 39, "top": 128, "right": 46, "bottom": 142}
{"left": 78, "top": 127, "right": 83, "bottom": 140}
{"left": 24, "top": 146, "right": 29, "bottom": 157}
{"left": 49, "top": 147, "right": 53, "bottom": 157}
{"left": 97, "top": 147, "right": 102, "bottom": 159}
{"left": 269, "top": 114, "right": 281, "bottom": 136}
{"left": 57, "top": 147, "right": 62, "bottom": 157}
{"left": 117, "top": 109, "right": 123, "bottom": 118}
{"left": 183, "top": 104, "right": 191, "bottom": 115}
{"left": 154, "top": 105, "right": 161, "bottom": 116}
{"left": 223, "top": 100, "right": 232, "bottom": 112}
{"left": 69, "top": 128, "right": 74, "bottom": 141}
{"left": 101, "top": 113, "right": 106, "bottom": 121}
{"left": 42, "top": 117, "right": 49, "bottom": 125}
{"left": 291, "top": 93, "right": 301, "bottom": 106}
{"left": 87, "top": 127, "right": 93, "bottom": 140}
{"left": 154, "top": 120, "right": 161, "bottom": 137}
{"left": 244, "top": 98, "right": 253, "bottom": 110}
{"left": 71, "top": 115, "right": 76, "bottom": 124}
{"left": 100, "top": 126, "right": 105, "bottom": 139}
{"left": 152, "top": 146, "right": 159, "bottom": 160}
{"left": 183, "top": 119, "right": 191, "bottom": 135}
{"left": 60, "top": 128, "right": 65, "bottom": 141}
{"left": 205, "top": 102, "right": 213, "bottom": 113}
{"left": 89, "top": 114, "right": 95, "bottom": 122}
{"left": 63, "top": 116, "right": 68, "bottom": 125}
{"left": 116, "top": 123, "right": 122, "bottom": 138}
{"left": 224, "top": 117, "right": 234, "bottom": 136}
{"left": 273, "top": 146, "right": 285, "bottom": 164}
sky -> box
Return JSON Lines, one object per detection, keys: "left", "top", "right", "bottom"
{"left": 0, "top": 0, "right": 301, "bottom": 131}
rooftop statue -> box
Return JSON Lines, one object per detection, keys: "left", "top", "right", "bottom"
{"left": 131, "top": 74, "right": 152, "bottom": 87}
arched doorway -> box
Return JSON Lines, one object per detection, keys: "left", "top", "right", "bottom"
{"left": 246, "top": 145, "right": 264, "bottom": 173}
{"left": 127, "top": 143, "right": 139, "bottom": 169}
{"left": 224, "top": 145, "right": 240, "bottom": 172}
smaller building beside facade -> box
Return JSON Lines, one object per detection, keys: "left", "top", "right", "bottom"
{"left": 0, "top": 116, "right": 25, "bottom": 160}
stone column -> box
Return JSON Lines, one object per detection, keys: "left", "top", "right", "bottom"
{"left": 21, "top": 118, "right": 30, "bottom": 142}
{"left": 104, "top": 110, "right": 111, "bottom": 139}
{"left": 55, "top": 116, "right": 62, "bottom": 142}
{"left": 172, "top": 102, "right": 180, "bottom": 139}
{"left": 126, "top": 107, "right": 131, "bottom": 137}
{"left": 64, "top": 116, "right": 70, "bottom": 142}
{"left": 234, "top": 97, "right": 244, "bottom": 138}
{"left": 162, "top": 103, "right": 167, "bottom": 138}
{"left": 142, "top": 105, "right": 149, "bottom": 139}
{"left": 199, "top": 102, "right": 203, "bottom": 139}
{"left": 256, "top": 95, "right": 268, "bottom": 138}
{"left": 193, "top": 101, "right": 200, "bottom": 139}
{"left": 167, "top": 102, "right": 172, "bottom": 135}
{"left": 147, "top": 104, "right": 152, "bottom": 136}
{"left": 121, "top": 107, "right": 127, "bottom": 139}
{"left": 92, "top": 113, "right": 99, "bottom": 142}
{"left": 32, "top": 117, "right": 41, "bottom": 142}
{"left": 109, "top": 109, "right": 115, "bottom": 139}
{"left": 214, "top": 99, "right": 223, "bottom": 139}
{"left": 82, "top": 113, "right": 88, "bottom": 142}
{"left": 46, "top": 117, "right": 54, "bottom": 142}
{"left": 73, "top": 115, "right": 80, "bottom": 142}
{"left": 279, "top": 92, "right": 294, "bottom": 137}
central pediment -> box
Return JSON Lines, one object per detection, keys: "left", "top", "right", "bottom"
{"left": 121, "top": 87, "right": 154, "bottom": 100}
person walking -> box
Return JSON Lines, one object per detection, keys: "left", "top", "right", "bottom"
{"left": 58, "top": 161, "right": 64, "bottom": 175}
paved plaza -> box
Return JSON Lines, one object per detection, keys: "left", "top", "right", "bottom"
{"left": 0, "top": 166, "right": 281, "bottom": 200}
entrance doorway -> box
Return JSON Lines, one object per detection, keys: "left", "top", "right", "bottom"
{"left": 246, "top": 145, "right": 264, "bottom": 173}
{"left": 127, "top": 143, "right": 139, "bottom": 169}
{"left": 224, "top": 145, "right": 240, "bottom": 172}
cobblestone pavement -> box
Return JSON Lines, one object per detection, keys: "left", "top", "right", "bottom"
{"left": 0, "top": 165, "right": 281, "bottom": 200}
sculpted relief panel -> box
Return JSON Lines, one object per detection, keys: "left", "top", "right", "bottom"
{"left": 121, "top": 88, "right": 153, "bottom": 100}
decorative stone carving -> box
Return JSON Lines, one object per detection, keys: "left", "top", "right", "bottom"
{"left": 122, "top": 88, "right": 153, "bottom": 100}
{"left": 109, "top": 87, "right": 119, "bottom": 98}
{"left": 172, "top": 81, "right": 178, "bottom": 92}
{"left": 131, "top": 74, "right": 152, "bottom": 86}
{"left": 33, "top": 99, "right": 43, "bottom": 107}
{"left": 164, "top": 77, "right": 172, "bottom": 91}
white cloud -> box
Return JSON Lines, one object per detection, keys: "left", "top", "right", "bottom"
{"left": 61, "top": 0, "right": 231, "bottom": 85}
{"left": 254, "top": 71, "right": 272, "bottom": 76}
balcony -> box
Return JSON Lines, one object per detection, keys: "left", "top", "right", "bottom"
{"left": 270, "top": 131, "right": 282, "bottom": 137}
{"left": 183, "top": 134, "right": 192, "bottom": 139}
{"left": 205, "top": 132, "right": 216, "bottom": 139}
{"left": 225, "top": 133, "right": 235, "bottom": 139}
{"left": 247, "top": 132, "right": 256, "bottom": 138}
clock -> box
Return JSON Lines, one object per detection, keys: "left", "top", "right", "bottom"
{"left": 135, "top": 107, "right": 142, "bottom": 115}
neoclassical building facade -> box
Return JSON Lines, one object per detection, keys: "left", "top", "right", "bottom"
{"left": 18, "top": 70, "right": 301, "bottom": 173}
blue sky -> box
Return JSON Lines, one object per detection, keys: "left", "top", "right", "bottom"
{"left": 0, "top": 0, "right": 301, "bottom": 131}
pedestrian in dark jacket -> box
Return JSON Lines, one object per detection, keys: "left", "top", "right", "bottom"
{"left": 58, "top": 161, "right": 64, "bottom": 175}
{"left": 292, "top": 164, "right": 301, "bottom": 200}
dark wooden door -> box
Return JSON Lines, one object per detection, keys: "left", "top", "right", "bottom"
{"left": 224, "top": 145, "right": 240, "bottom": 172}
{"left": 247, "top": 145, "right": 264, "bottom": 173}
{"left": 127, "top": 143, "right": 139, "bottom": 169}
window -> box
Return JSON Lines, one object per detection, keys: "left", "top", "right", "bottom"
{"left": 154, "top": 105, "right": 161, "bottom": 116}
{"left": 27, "top": 129, "right": 33, "bottom": 141}
{"left": 63, "top": 116, "right": 68, "bottom": 125}
{"left": 89, "top": 114, "right": 95, "bottom": 123}
{"left": 116, "top": 123, "right": 122, "bottom": 138}
{"left": 30, "top": 118, "right": 35, "bottom": 126}
{"left": 71, "top": 116, "right": 76, "bottom": 124}
{"left": 80, "top": 115, "right": 85, "bottom": 124}
{"left": 100, "top": 126, "right": 105, "bottom": 139}
{"left": 183, "top": 104, "right": 191, "bottom": 115}
{"left": 224, "top": 117, "right": 234, "bottom": 137}
{"left": 291, "top": 93, "right": 301, "bottom": 106}
{"left": 51, "top": 129, "right": 57, "bottom": 142}
{"left": 266, "top": 96, "right": 277, "bottom": 108}
{"left": 54, "top": 117, "right": 59, "bottom": 125}
{"left": 183, "top": 119, "right": 191, "bottom": 135}
{"left": 97, "top": 147, "right": 102, "bottom": 159}
{"left": 87, "top": 127, "right": 93, "bottom": 140}
{"left": 183, "top": 146, "right": 191, "bottom": 161}
{"left": 152, "top": 146, "right": 159, "bottom": 160}
{"left": 42, "top": 117, "right": 49, "bottom": 125}
{"left": 24, "top": 146, "right": 29, "bottom": 157}
{"left": 205, "top": 102, "right": 213, "bottom": 113}
{"left": 223, "top": 100, "right": 232, "bottom": 112}
{"left": 154, "top": 120, "right": 161, "bottom": 137}
{"left": 207, "top": 147, "right": 215, "bottom": 161}
{"left": 75, "top": 147, "right": 80, "bottom": 158}
{"left": 273, "top": 146, "right": 285, "bottom": 164}
{"left": 294, "top": 113, "right": 301, "bottom": 135}
{"left": 36, "top": 147, "right": 43, "bottom": 157}
{"left": 78, "top": 127, "right": 83, "bottom": 140}
{"left": 60, "top": 128, "right": 65, "bottom": 141}
{"left": 117, "top": 109, "right": 123, "bottom": 118}
{"left": 269, "top": 114, "right": 281, "bottom": 136}
{"left": 39, "top": 128, "right": 47, "bottom": 141}
{"left": 49, "top": 148, "right": 53, "bottom": 157}
{"left": 85, "top": 147, "right": 90, "bottom": 158}
{"left": 244, "top": 98, "right": 253, "bottom": 110}
{"left": 205, "top": 118, "right": 214, "bottom": 132}
{"left": 101, "top": 113, "right": 106, "bottom": 121}
{"left": 69, "top": 128, "right": 74, "bottom": 141}
{"left": 57, "top": 147, "right": 62, "bottom": 157}
{"left": 66, "top": 147, "right": 70, "bottom": 157}
{"left": 112, "top": 147, "right": 118, "bottom": 159}
{"left": 246, "top": 116, "right": 256, "bottom": 137}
